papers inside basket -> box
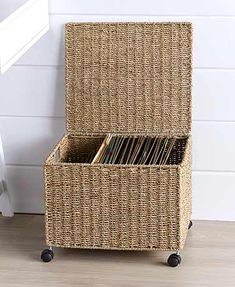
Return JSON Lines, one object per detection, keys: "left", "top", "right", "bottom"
{"left": 58, "top": 134, "right": 187, "bottom": 166}
{"left": 92, "top": 135, "right": 177, "bottom": 165}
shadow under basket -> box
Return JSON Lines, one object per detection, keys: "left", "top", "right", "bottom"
{"left": 44, "top": 134, "right": 191, "bottom": 251}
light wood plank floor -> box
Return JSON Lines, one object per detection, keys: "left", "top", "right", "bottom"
{"left": 0, "top": 215, "right": 234, "bottom": 287}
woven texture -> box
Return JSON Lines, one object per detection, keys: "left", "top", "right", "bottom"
{"left": 45, "top": 134, "right": 191, "bottom": 250}
{"left": 65, "top": 22, "right": 192, "bottom": 136}
{"left": 44, "top": 22, "right": 192, "bottom": 251}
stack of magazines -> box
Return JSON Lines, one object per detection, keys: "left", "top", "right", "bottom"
{"left": 91, "top": 134, "right": 176, "bottom": 165}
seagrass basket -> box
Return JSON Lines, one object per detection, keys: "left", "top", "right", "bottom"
{"left": 42, "top": 22, "right": 192, "bottom": 266}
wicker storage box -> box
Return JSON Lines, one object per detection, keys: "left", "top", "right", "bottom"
{"left": 44, "top": 23, "right": 192, "bottom": 257}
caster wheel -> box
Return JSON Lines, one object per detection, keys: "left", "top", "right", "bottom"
{"left": 188, "top": 220, "right": 193, "bottom": 230}
{"left": 167, "top": 253, "right": 181, "bottom": 267}
{"left": 41, "top": 249, "right": 54, "bottom": 263}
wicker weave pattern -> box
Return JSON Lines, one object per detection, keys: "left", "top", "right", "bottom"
{"left": 45, "top": 134, "right": 191, "bottom": 250}
{"left": 44, "top": 22, "right": 192, "bottom": 251}
{"left": 179, "top": 137, "right": 192, "bottom": 248}
{"left": 65, "top": 23, "right": 192, "bottom": 136}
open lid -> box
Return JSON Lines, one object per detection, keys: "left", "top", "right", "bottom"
{"left": 65, "top": 22, "right": 192, "bottom": 136}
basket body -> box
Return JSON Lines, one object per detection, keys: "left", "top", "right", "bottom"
{"left": 44, "top": 22, "right": 192, "bottom": 251}
{"left": 44, "top": 134, "right": 191, "bottom": 250}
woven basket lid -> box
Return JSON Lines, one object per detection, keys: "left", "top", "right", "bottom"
{"left": 65, "top": 22, "right": 192, "bottom": 136}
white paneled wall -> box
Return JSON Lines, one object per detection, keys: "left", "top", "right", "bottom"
{"left": 0, "top": 0, "right": 235, "bottom": 220}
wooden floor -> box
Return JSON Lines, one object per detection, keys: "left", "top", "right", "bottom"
{"left": 0, "top": 215, "right": 235, "bottom": 287}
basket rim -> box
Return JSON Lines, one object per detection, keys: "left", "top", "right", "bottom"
{"left": 44, "top": 133, "right": 190, "bottom": 168}
{"left": 65, "top": 21, "right": 192, "bottom": 26}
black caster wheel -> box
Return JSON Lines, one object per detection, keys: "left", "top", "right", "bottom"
{"left": 41, "top": 249, "right": 54, "bottom": 263}
{"left": 167, "top": 253, "right": 181, "bottom": 267}
{"left": 188, "top": 220, "right": 193, "bottom": 230}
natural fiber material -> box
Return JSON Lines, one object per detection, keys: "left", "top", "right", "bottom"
{"left": 44, "top": 22, "right": 192, "bottom": 251}
{"left": 45, "top": 134, "right": 191, "bottom": 250}
{"left": 65, "top": 22, "right": 192, "bottom": 136}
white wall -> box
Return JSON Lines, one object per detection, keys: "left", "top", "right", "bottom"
{"left": 0, "top": 0, "right": 235, "bottom": 220}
